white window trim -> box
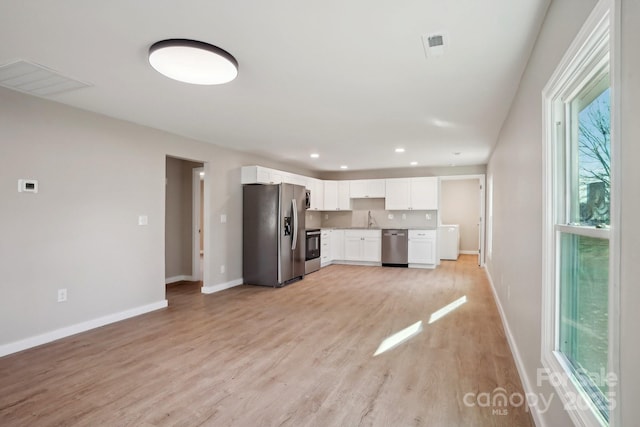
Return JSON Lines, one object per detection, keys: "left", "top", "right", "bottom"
{"left": 541, "top": 1, "right": 619, "bottom": 426}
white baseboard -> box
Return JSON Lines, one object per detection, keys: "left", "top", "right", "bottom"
{"left": 408, "top": 263, "right": 436, "bottom": 269}
{"left": 331, "top": 260, "right": 382, "bottom": 267}
{"left": 165, "top": 275, "right": 194, "bottom": 284}
{"left": 460, "top": 250, "right": 479, "bottom": 255}
{"left": 201, "top": 278, "right": 244, "bottom": 294}
{"left": 0, "top": 300, "right": 168, "bottom": 358}
{"left": 484, "top": 268, "right": 545, "bottom": 427}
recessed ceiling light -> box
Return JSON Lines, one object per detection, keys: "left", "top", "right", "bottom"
{"left": 149, "top": 39, "right": 238, "bottom": 85}
{"left": 340, "top": 165, "right": 348, "bottom": 169}
{"left": 395, "top": 148, "right": 405, "bottom": 153}
{"left": 310, "top": 153, "right": 319, "bottom": 158}
{"left": 430, "top": 118, "right": 455, "bottom": 128}
{"left": 410, "top": 161, "right": 418, "bottom": 166}
{"left": 199, "top": 171, "right": 205, "bottom": 177}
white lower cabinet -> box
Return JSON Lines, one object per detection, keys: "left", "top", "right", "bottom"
{"left": 321, "top": 229, "right": 331, "bottom": 267}
{"left": 330, "top": 229, "right": 344, "bottom": 261}
{"left": 343, "top": 230, "right": 381, "bottom": 263}
{"left": 408, "top": 230, "right": 437, "bottom": 267}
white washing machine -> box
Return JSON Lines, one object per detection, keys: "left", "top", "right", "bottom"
{"left": 438, "top": 225, "right": 460, "bottom": 260}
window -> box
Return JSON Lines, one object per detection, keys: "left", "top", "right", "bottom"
{"left": 542, "top": 1, "right": 616, "bottom": 426}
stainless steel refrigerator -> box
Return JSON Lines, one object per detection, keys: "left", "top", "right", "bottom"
{"left": 243, "top": 183, "right": 306, "bottom": 287}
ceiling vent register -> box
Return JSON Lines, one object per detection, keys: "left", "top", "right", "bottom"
{"left": 0, "top": 60, "right": 91, "bottom": 97}
{"left": 422, "top": 33, "right": 447, "bottom": 58}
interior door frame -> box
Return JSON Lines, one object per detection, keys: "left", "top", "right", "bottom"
{"left": 438, "top": 174, "right": 486, "bottom": 266}
{"left": 192, "top": 167, "right": 204, "bottom": 281}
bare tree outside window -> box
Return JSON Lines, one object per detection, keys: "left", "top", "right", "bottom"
{"left": 578, "top": 88, "right": 611, "bottom": 226}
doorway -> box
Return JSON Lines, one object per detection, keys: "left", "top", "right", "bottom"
{"left": 165, "top": 156, "right": 206, "bottom": 286}
{"left": 439, "top": 175, "right": 486, "bottom": 266}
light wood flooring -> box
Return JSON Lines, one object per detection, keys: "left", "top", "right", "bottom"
{"left": 0, "top": 255, "right": 533, "bottom": 426}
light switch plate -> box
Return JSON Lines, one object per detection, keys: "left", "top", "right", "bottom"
{"left": 138, "top": 215, "right": 148, "bottom": 226}
{"left": 220, "top": 214, "right": 227, "bottom": 223}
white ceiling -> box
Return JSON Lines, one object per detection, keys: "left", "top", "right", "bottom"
{"left": 0, "top": 0, "right": 549, "bottom": 172}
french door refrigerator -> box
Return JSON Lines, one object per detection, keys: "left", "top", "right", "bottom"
{"left": 243, "top": 183, "right": 306, "bottom": 287}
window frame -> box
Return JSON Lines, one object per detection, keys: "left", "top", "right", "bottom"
{"left": 541, "top": 1, "right": 619, "bottom": 426}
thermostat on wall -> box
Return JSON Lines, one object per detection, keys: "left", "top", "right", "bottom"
{"left": 18, "top": 179, "right": 38, "bottom": 193}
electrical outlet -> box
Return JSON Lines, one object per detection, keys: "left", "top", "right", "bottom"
{"left": 402, "top": 213, "right": 406, "bottom": 220}
{"left": 220, "top": 214, "right": 227, "bottom": 223}
{"left": 57, "top": 288, "right": 67, "bottom": 303}
{"left": 426, "top": 213, "right": 432, "bottom": 220}
{"left": 220, "top": 265, "right": 225, "bottom": 274}
{"left": 388, "top": 213, "right": 394, "bottom": 220}
{"left": 138, "top": 215, "right": 148, "bottom": 226}
{"left": 325, "top": 214, "right": 329, "bottom": 220}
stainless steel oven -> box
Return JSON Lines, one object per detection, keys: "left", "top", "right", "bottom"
{"left": 305, "top": 229, "right": 321, "bottom": 274}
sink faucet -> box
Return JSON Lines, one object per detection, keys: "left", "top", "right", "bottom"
{"left": 367, "top": 210, "right": 373, "bottom": 228}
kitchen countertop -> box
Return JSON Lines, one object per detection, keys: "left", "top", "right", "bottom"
{"left": 321, "top": 227, "right": 437, "bottom": 230}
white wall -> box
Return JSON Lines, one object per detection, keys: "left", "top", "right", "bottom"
{"left": 485, "top": 0, "right": 597, "bottom": 425}
{"left": 0, "top": 86, "right": 314, "bottom": 351}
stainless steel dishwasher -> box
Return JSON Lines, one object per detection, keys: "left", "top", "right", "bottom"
{"left": 381, "top": 229, "right": 408, "bottom": 267}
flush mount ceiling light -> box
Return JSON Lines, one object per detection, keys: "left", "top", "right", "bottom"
{"left": 310, "top": 153, "right": 320, "bottom": 159}
{"left": 395, "top": 148, "right": 406, "bottom": 153}
{"left": 340, "top": 165, "right": 348, "bottom": 169}
{"left": 410, "top": 161, "right": 418, "bottom": 166}
{"left": 148, "top": 39, "right": 238, "bottom": 85}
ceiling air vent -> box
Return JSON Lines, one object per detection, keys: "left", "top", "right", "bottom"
{"left": 421, "top": 32, "right": 447, "bottom": 58}
{"left": 0, "top": 60, "right": 91, "bottom": 97}
{"left": 428, "top": 35, "right": 444, "bottom": 48}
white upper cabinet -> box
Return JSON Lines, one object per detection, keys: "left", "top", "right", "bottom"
{"left": 324, "top": 181, "right": 351, "bottom": 211}
{"left": 241, "top": 166, "right": 283, "bottom": 184}
{"left": 338, "top": 181, "right": 351, "bottom": 210}
{"left": 324, "top": 181, "right": 338, "bottom": 210}
{"left": 307, "top": 178, "right": 324, "bottom": 210}
{"left": 243, "top": 166, "right": 439, "bottom": 212}
{"left": 410, "top": 177, "right": 438, "bottom": 210}
{"left": 384, "top": 178, "right": 411, "bottom": 210}
{"left": 384, "top": 177, "right": 438, "bottom": 210}
{"left": 349, "top": 179, "right": 386, "bottom": 198}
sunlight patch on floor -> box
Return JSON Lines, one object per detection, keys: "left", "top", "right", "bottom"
{"left": 428, "top": 295, "right": 467, "bottom": 324}
{"left": 373, "top": 321, "right": 423, "bottom": 356}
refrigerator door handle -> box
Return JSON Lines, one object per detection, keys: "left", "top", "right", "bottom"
{"left": 291, "top": 198, "right": 298, "bottom": 251}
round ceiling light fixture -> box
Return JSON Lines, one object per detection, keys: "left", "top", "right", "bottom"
{"left": 149, "top": 39, "right": 238, "bottom": 85}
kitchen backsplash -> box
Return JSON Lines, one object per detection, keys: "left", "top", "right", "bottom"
{"left": 306, "top": 198, "right": 437, "bottom": 229}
